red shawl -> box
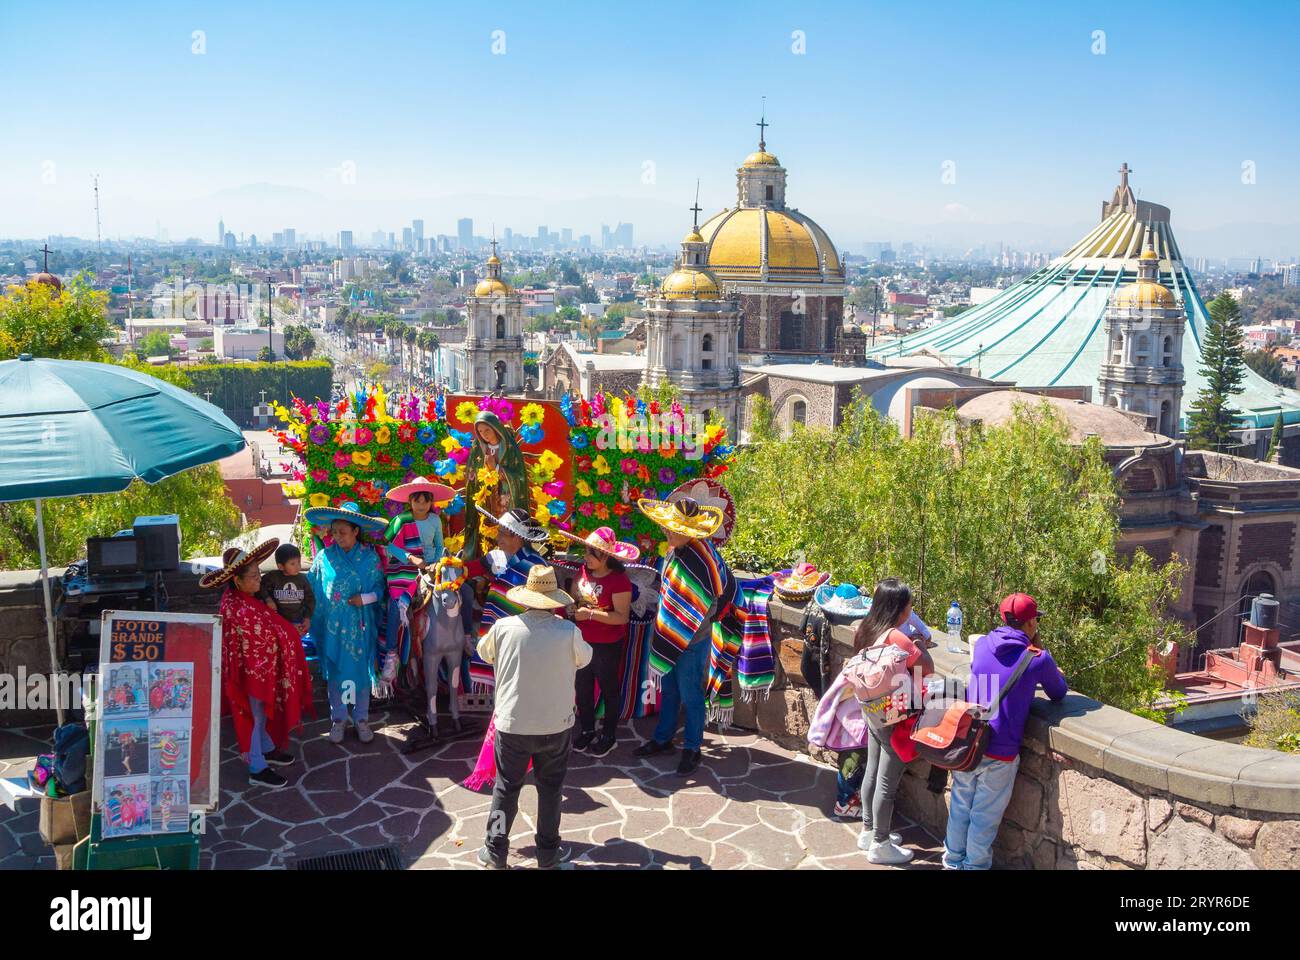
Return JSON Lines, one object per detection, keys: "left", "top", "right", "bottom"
{"left": 220, "top": 587, "right": 314, "bottom": 753}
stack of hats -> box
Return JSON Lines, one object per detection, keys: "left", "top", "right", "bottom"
{"left": 772, "top": 562, "right": 830, "bottom": 603}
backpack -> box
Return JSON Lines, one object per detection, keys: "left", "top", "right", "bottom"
{"left": 908, "top": 649, "right": 1035, "bottom": 771}
{"left": 842, "top": 632, "right": 915, "bottom": 728}
{"left": 799, "top": 606, "right": 832, "bottom": 700}
{"left": 53, "top": 722, "right": 89, "bottom": 795}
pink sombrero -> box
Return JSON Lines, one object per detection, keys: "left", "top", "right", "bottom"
{"left": 558, "top": 526, "right": 641, "bottom": 563}
{"left": 387, "top": 476, "right": 457, "bottom": 504}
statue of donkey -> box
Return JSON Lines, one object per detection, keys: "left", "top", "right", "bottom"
{"left": 411, "top": 570, "right": 475, "bottom": 733}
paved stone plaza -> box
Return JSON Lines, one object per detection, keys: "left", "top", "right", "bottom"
{"left": 0, "top": 689, "right": 942, "bottom": 870}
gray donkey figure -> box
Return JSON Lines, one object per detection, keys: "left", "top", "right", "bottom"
{"left": 411, "top": 568, "right": 475, "bottom": 734}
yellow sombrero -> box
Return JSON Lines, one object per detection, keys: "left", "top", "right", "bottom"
{"left": 635, "top": 496, "right": 723, "bottom": 540}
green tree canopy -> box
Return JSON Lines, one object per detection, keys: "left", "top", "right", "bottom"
{"left": 724, "top": 399, "right": 1189, "bottom": 716}
{"left": 0, "top": 274, "right": 114, "bottom": 360}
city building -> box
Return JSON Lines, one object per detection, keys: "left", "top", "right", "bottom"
{"left": 457, "top": 218, "right": 474, "bottom": 250}
{"left": 338, "top": 230, "right": 354, "bottom": 252}
{"left": 695, "top": 124, "right": 846, "bottom": 361}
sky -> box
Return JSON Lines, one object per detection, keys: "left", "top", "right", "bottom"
{"left": 3, "top": 0, "right": 1300, "bottom": 257}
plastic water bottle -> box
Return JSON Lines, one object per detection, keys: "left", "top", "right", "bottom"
{"left": 946, "top": 602, "right": 964, "bottom": 653}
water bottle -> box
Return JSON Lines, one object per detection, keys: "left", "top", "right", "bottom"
{"left": 945, "top": 602, "right": 964, "bottom": 654}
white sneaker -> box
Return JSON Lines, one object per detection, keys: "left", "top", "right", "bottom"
{"left": 328, "top": 721, "right": 347, "bottom": 744}
{"left": 355, "top": 720, "right": 375, "bottom": 744}
{"left": 857, "top": 829, "right": 902, "bottom": 849}
{"left": 866, "top": 840, "right": 914, "bottom": 865}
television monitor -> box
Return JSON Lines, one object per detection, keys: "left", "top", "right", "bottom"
{"left": 87, "top": 536, "right": 141, "bottom": 578}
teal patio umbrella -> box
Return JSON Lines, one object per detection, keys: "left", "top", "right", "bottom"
{"left": 0, "top": 354, "right": 246, "bottom": 723}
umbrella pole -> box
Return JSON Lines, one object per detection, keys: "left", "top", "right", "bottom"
{"left": 34, "top": 498, "right": 66, "bottom": 727}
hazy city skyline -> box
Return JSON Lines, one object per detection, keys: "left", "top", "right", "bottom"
{"left": 4, "top": 1, "right": 1300, "bottom": 258}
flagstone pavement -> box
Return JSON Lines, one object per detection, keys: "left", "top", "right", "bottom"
{"left": 0, "top": 692, "right": 943, "bottom": 870}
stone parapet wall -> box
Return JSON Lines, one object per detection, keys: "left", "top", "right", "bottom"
{"left": 732, "top": 596, "right": 1300, "bottom": 869}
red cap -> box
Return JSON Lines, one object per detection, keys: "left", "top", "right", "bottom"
{"left": 1000, "top": 593, "right": 1041, "bottom": 625}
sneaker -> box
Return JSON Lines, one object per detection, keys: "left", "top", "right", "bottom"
{"left": 249, "top": 767, "right": 287, "bottom": 788}
{"left": 833, "top": 797, "right": 862, "bottom": 820}
{"left": 263, "top": 749, "right": 294, "bottom": 767}
{"left": 858, "top": 829, "right": 903, "bottom": 849}
{"left": 632, "top": 739, "right": 674, "bottom": 758}
{"left": 675, "top": 749, "right": 702, "bottom": 776}
{"left": 573, "top": 729, "right": 597, "bottom": 752}
{"left": 588, "top": 733, "right": 616, "bottom": 758}
{"left": 476, "top": 846, "right": 507, "bottom": 870}
{"left": 355, "top": 720, "right": 375, "bottom": 744}
{"left": 328, "top": 721, "right": 347, "bottom": 744}
{"left": 866, "top": 840, "right": 914, "bottom": 865}
{"left": 536, "top": 844, "right": 573, "bottom": 870}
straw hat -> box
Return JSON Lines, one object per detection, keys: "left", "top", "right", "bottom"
{"left": 636, "top": 496, "right": 724, "bottom": 540}
{"left": 772, "top": 562, "right": 830, "bottom": 603}
{"left": 814, "top": 582, "right": 872, "bottom": 619}
{"left": 558, "top": 526, "right": 641, "bottom": 562}
{"left": 387, "top": 476, "right": 457, "bottom": 505}
{"left": 199, "top": 538, "right": 280, "bottom": 589}
{"left": 505, "top": 565, "right": 573, "bottom": 610}
{"left": 303, "top": 500, "right": 389, "bottom": 535}
{"left": 667, "top": 479, "right": 736, "bottom": 546}
{"left": 475, "top": 504, "right": 549, "bottom": 543}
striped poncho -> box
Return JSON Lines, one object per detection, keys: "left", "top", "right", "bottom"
{"left": 651, "top": 542, "right": 775, "bottom": 725}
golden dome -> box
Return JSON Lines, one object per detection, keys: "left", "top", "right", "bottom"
{"left": 1139, "top": 248, "right": 1159, "bottom": 261}
{"left": 698, "top": 208, "right": 843, "bottom": 280}
{"left": 660, "top": 269, "right": 721, "bottom": 301}
{"left": 742, "top": 150, "right": 780, "bottom": 168}
{"left": 1113, "top": 281, "right": 1176, "bottom": 309}
{"left": 684, "top": 229, "right": 705, "bottom": 244}
{"left": 474, "top": 277, "right": 511, "bottom": 298}
{"left": 486, "top": 254, "right": 501, "bottom": 265}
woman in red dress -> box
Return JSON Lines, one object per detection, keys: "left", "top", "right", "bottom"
{"left": 201, "top": 538, "right": 313, "bottom": 789}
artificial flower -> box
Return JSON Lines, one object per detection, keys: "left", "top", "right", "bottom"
{"left": 355, "top": 427, "right": 374, "bottom": 446}
{"left": 440, "top": 435, "right": 460, "bottom": 453}
{"left": 619, "top": 515, "right": 635, "bottom": 531}
{"left": 620, "top": 457, "right": 638, "bottom": 475}
{"left": 423, "top": 447, "right": 439, "bottom": 464}
{"left": 597, "top": 479, "right": 613, "bottom": 495}
{"left": 538, "top": 450, "right": 564, "bottom": 474}
{"left": 519, "top": 403, "right": 545, "bottom": 427}
{"left": 455, "top": 401, "right": 480, "bottom": 425}
{"left": 477, "top": 467, "right": 500, "bottom": 485}
{"left": 309, "top": 424, "right": 330, "bottom": 445}
{"left": 578, "top": 502, "right": 595, "bottom": 517}
{"left": 309, "top": 493, "right": 331, "bottom": 508}
{"left": 418, "top": 426, "right": 438, "bottom": 445}
{"left": 594, "top": 503, "right": 609, "bottom": 520}
{"left": 374, "top": 425, "right": 391, "bottom": 445}
{"left": 592, "top": 455, "right": 610, "bottom": 476}
{"left": 335, "top": 427, "right": 355, "bottom": 446}
{"left": 337, "top": 472, "right": 355, "bottom": 487}
{"left": 398, "top": 423, "right": 418, "bottom": 443}
{"left": 547, "top": 499, "right": 566, "bottom": 517}
{"left": 519, "top": 422, "right": 543, "bottom": 445}
{"left": 333, "top": 450, "right": 352, "bottom": 469}
{"left": 613, "top": 503, "right": 631, "bottom": 516}
{"left": 352, "top": 451, "right": 372, "bottom": 467}
{"left": 310, "top": 468, "right": 330, "bottom": 483}
{"left": 543, "top": 480, "right": 565, "bottom": 497}
{"left": 658, "top": 467, "right": 676, "bottom": 485}
{"left": 576, "top": 454, "right": 592, "bottom": 472}
{"left": 571, "top": 432, "right": 589, "bottom": 449}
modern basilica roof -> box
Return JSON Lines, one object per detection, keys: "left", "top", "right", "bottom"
{"left": 868, "top": 166, "right": 1300, "bottom": 431}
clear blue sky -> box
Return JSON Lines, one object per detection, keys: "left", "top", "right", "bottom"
{"left": 3, "top": 0, "right": 1299, "bottom": 255}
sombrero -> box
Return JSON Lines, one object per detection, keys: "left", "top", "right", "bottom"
{"left": 504, "top": 565, "right": 574, "bottom": 610}
{"left": 772, "top": 562, "right": 830, "bottom": 603}
{"left": 815, "top": 582, "right": 872, "bottom": 619}
{"left": 636, "top": 496, "right": 723, "bottom": 540}
{"left": 668, "top": 479, "right": 736, "bottom": 546}
{"left": 199, "top": 538, "right": 280, "bottom": 589}
{"left": 558, "top": 526, "right": 641, "bottom": 562}
{"left": 475, "top": 504, "right": 549, "bottom": 543}
{"left": 387, "top": 476, "right": 457, "bottom": 505}
{"left": 303, "top": 500, "right": 388, "bottom": 535}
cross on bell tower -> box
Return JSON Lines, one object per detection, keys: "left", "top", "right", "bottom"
{"left": 39, "top": 244, "right": 53, "bottom": 271}
{"left": 756, "top": 98, "right": 769, "bottom": 151}
{"left": 1118, "top": 162, "right": 1132, "bottom": 190}
{"left": 690, "top": 179, "right": 702, "bottom": 231}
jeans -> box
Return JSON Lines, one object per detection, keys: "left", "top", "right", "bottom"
{"left": 943, "top": 755, "right": 1021, "bottom": 870}
{"left": 652, "top": 638, "right": 710, "bottom": 751}
{"left": 837, "top": 750, "right": 866, "bottom": 806}
{"left": 328, "top": 678, "right": 370, "bottom": 724}
{"left": 485, "top": 728, "right": 573, "bottom": 865}
{"left": 576, "top": 638, "right": 625, "bottom": 736}
{"left": 245, "top": 697, "right": 276, "bottom": 774}
{"left": 861, "top": 724, "right": 906, "bottom": 843}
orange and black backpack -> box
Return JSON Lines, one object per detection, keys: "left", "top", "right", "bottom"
{"left": 909, "top": 649, "right": 1035, "bottom": 771}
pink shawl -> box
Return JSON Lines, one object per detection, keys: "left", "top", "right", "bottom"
{"left": 807, "top": 671, "right": 871, "bottom": 752}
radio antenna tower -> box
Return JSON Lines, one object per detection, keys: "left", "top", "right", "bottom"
{"left": 93, "top": 174, "right": 103, "bottom": 271}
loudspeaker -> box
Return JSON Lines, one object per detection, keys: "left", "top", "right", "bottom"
{"left": 132, "top": 515, "right": 181, "bottom": 572}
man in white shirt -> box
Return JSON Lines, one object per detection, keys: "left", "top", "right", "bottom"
{"left": 475, "top": 565, "right": 592, "bottom": 869}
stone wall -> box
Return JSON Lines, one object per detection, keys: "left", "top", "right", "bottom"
{"left": 731, "top": 596, "right": 1300, "bottom": 869}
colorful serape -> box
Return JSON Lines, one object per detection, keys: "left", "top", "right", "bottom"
{"left": 705, "top": 575, "right": 776, "bottom": 726}
{"left": 467, "top": 545, "right": 545, "bottom": 691}
{"left": 649, "top": 538, "right": 736, "bottom": 683}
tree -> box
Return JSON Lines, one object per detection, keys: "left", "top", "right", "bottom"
{"left": 0, "top": 273, "right": 113, "bottom": 361}
{"left": 724, "top": 398, "right": 1190, "bottom": 716}
{"left": 137, "top": 331, "right": 175, "bottom": 359}
{"left": 257, "top": 346, "right": 276, "bottom": 362}
{"left": 1245, "top": 348, "right": 1295, "bottom": 389}
{"left": 1187, "top": 293, "right": 1247, "bottom": 452}
{"left": 1268, "top": 411, "right": 1285, "bottom": 462}
{"left": 283, "top": 325, "right": 316, "bottom": 361}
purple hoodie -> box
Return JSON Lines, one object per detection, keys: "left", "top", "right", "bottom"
{"left": 970, "top": 625, "right": 1068, "bottom": 759}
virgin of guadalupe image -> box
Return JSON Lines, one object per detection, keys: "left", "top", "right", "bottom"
{"left": 462, "top": 409, "right": 532, "bottom": 560}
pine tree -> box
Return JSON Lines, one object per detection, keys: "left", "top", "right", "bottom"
{"left": 1186, "top": 292, "right": 1247, "bottom": 452}
{"left": 1268, "top": 411, "right": 1285, "bottom": 462}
